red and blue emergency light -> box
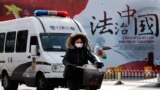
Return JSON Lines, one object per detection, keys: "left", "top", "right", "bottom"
{"left": 34, "top": 10, "right": 68, "bottom": 17}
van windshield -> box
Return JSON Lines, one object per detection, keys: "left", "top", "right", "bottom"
{"left": 40, "top": 33, "right": 70, "bottom": 51}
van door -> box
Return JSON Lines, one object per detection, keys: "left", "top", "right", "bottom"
{"left": 11, "top": 30, "right": 29, "bottom": 80}
{"left": 5, "top": 31, "right": 16, "bottom": 75}
{"left": 28, "top": 36, "right": 40, "bottom": 74}
{"left": 0, "top": 33, "right": 6, "bottom": 73}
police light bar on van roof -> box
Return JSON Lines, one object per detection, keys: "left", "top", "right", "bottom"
{"left": 34, "top": 10, "right": 68, "bottom": 17}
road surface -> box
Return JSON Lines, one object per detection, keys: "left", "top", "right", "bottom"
{"left": 0, "top": 80, "right": 160, "bottom": 90}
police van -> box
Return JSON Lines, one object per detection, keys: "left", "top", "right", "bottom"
{"left": 0, "top": 10, "right": 87, "bottom": 90}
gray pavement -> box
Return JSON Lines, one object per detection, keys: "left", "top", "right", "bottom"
{"left": 0, "top": 80, "right": 160, "bottom": 90}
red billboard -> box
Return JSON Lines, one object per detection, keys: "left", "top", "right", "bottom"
{"left": 0, "top": 0, "right": 88, "bottom": 21}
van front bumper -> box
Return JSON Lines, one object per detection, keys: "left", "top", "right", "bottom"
{"left": 24, "top": 72, "right": 66, "bottom": 87}
{"left": 44, "top": 72, "right": 64, "bottom": 78}
{"left": 44, "top": 72, "right": 67, "bottom": 87}
{"left": 45, "top": 78, "right": 67, "bottom": 87}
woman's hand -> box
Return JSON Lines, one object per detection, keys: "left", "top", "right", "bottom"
{"left": 67, "top": 64, "right": 77, "bottom": 69}
{"left": 94, "top": 62, "right": 104, "bottom": 68}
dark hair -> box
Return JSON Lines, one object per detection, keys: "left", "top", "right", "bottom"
{"left": 71, "top": 35, "right": 86, "bottom": 46}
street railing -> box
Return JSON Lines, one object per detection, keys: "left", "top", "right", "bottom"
{"left": 104, "top": 69, "right": 160, "bottom": 86}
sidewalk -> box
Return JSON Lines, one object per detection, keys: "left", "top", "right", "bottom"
{"left": 0, "top": 80, "right": 160, "bottom": 90}
{"left": 101, "top": 80, "right": 160, "bottom": 90}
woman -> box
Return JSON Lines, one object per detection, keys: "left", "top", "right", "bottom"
{"left": 63, "top": 32, "right": 103, "bottom": 90}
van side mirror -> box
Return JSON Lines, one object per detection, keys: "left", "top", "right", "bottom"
{"left": 31, "top": 45, "right": 37, "bottom": 56}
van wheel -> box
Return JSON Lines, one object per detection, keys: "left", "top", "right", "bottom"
{"left": 36, "top": 74, "right": 54, "bottom": 90}
{"left": 86, "top": 87, "right": 97, "bottom": 90}
{"left": 36, "top": 74, "right": 45, "bottom": 90}
{"left": 2, "top": 73, "right": 18, "bottom": 90}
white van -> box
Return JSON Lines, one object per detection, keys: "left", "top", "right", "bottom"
{"left": 0, "top": 10, "right": 87, "bottom": 90}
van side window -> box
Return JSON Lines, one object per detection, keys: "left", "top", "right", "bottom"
{"left": 0, "top": 33, "right": 5, "bottom": 53}
{"left": 30, "top": 36, "right": 39, "bottom": 52}
{"left": 5, "top": 32, "right": 16, "bottom": 52}
{"left": 16, "top": 30, "right": 28, "bottom": 52}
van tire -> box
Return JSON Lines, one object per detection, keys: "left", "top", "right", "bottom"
{"left": 2, "top": 72, "right": 18, "bottom": 90}
{"left": 36, "top": 73, "right": 54, "bottom": 90}
{"left": 86, "top": 87, "right": 97, "bottom": 90}
{"left": 36, "top": 73, "right": 45, "bottom": 90}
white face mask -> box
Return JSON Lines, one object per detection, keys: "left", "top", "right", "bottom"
{"left": 75, "top": 43, "right": 83, "bottom": 48}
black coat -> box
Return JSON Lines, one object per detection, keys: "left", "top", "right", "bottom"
{"left": 63, "top": 48, "right": 97, "bottom": 80}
